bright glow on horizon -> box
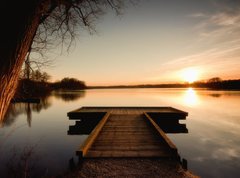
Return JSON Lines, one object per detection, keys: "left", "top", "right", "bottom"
{"left": 181, "top": 68, "right": 199, "bottom": 83}
{"left": 47, "top": 0, "right": 240, "bottom": 85}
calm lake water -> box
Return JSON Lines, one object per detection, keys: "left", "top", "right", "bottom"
{"left": 0, "top": 88, "right": 240, "bottom": 178}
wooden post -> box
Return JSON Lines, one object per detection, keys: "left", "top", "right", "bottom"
{"left": 182, "top": 158, "right": 188, "bottom": 170}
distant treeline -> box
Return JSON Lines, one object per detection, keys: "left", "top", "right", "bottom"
{"left": 88, "top": 83, "right": 187, "bottom": 89}
{"left": 192, "top": 78, "right": 240, "bottom": 90}
{"left": 15, "top": 75, "right": 240, "bottom": 99}
{"left": 15, "top": 77, "right": 86, "bottom": 99}
{"left": 88, "top": 78, "right": 240, "bottom": 90}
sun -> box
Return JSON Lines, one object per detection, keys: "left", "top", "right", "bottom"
{"left": 181, "top": 68, "right": 199, "bottom": 83}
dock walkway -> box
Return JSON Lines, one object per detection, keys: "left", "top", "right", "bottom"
{"left": 67, "top": 107, "right": 188, "bottom": 159}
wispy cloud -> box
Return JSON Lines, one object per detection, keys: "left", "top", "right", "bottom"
{"left": 145, "top": 38, "right": 240, "bottom": 83}
{"left": 189, "top": 13, "right": 207, "bottom": 18}
{"left": 191, "top": 7, "right": 240, "bottom": 42}
{"left": 145, "top": 7, "right": 240, "bottom": 83}
{"left": 210, "top": 12, "right": 240, "bottom": 26}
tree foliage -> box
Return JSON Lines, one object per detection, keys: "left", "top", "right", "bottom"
{"left": 53, "top": 77, "right": 86, "bottom": 90}
{"left": 208, "top": 77, "right": 222, "bottom": 83}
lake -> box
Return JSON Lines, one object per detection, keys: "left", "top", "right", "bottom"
{"left": 0, "top": 88, "right": 240, "bottom": 178}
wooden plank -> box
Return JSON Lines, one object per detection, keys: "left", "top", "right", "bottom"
{"left": 76, "top": 112, "right": 110, "bottom": 157}
{"left": 144, "top": 112, "right": 177, "bottom": 152}
{"left": 68, "top": 106, "right": 188, "bottom": 116}
{"left": 90, "top": 145, "right": 167, "bottom": 151}
{"left": 68, "top": 111, "right": 106, "bottom": 120}
{"left": 67, "top": 106, "right": 187, "bottom": 159}
{"left": 85, "top": 150, "right": 172, "bottom": 158}
{"left": 85, "top": 114, "right": 174, "bottom": 158}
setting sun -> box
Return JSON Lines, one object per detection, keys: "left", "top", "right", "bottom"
{"left": 182, "top": 68, "right": 199, "bottom": 83}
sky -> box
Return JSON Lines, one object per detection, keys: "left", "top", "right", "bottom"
{"left": 47, "top": 0, "right": 240, "bottom": 86}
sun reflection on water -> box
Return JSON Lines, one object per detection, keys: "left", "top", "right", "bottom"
{"left": 183, "top": 88, "right": 199, "bottom": 106}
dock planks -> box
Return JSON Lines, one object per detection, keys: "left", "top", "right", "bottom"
{"left": 68, "top": 106, "right": 188, "bottom": 116}
{"left": 67, "top": 107, "right": 188, "bottom": 159}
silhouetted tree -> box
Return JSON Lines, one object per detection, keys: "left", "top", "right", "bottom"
{"left": 208, "top": 77, "right": 222, "bottom": 83}
{"left": 31, "top": 70, "right": 51, "bottom": 82}
{"left": 14, "top": 69, "right": 51, "bottom": 99}
{"left": 0, "top": 0, "right": 126, "bottom": 121}
{"left": 54, "top": 77, "right": 86, "bottom": 90}
{"left": 23, "top": 48, "right": 53, "bottom": 81}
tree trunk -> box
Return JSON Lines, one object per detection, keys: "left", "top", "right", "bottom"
{"left": 0, "top": 1, "right": 43, "bottom": 122}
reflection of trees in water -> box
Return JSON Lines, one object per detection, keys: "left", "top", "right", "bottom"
{"left": 53, "top": 90, "right": 85, "bottom": 102}
{"left": 209, "top": 93, "right": 222, "bottom": 98}
{"left": 33, "top": 97, "right": 52, "bottom": 113}
{"left": 208, "top": 92, "right": 240, "bottom": 98}
{"left": 2, "top": 96, "right": 52, "bottom": 127}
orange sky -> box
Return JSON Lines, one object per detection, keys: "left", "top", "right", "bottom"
{"left": 43, "top": 0, "right": 240, "bottom": 85}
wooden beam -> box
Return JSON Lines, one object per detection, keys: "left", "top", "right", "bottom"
{"left": 76, "top": 112, "right": 110, "bottom": 157}
{"left": 144, "top": 112, "right": 177, "bottom": 153}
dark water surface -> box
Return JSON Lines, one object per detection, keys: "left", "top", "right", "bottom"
{"left": 0, "top": 88, "right": 240, "bottom": 178}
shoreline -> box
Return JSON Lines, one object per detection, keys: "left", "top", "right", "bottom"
{"left": 60, "top": 158, "right": 200, "bottom": 178}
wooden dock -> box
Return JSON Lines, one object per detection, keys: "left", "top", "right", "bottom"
{"left": 67, "top": 107, "right": 188, "bottom": 159}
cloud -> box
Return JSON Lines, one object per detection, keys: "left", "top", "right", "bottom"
{"left": 145, "top": 7, "right": 240, "bottom": 83}
{"left": 190, "top": 7, "right": 240, "bottom": 43}
{"left": 189, "top": 13, "right": 207, "bottom": 18}
{"left": 209, "top": 12, "right": 240, "bottom": 26}
{"left": 145, "top": 38, "right": 240, "bottom": 83}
